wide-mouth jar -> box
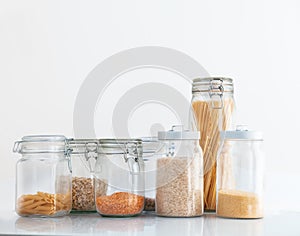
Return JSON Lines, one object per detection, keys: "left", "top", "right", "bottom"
{"left": 94, "top": 139, "right": 145, "bottom": 217}
{"left": 13, "top": 135, "right": 72, "bottom": 217}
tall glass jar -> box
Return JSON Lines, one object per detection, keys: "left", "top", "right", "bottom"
{"left": 13, "top": 135, "right": 72, "bottom": 217}
{"left": 156, "top": 126, "right": 203, "bottom": 217}
{"left": 191, "top": 77, "right": 235, "bottom": 211}
{"left": 216, "top": 127, "right": 264, "bottom": 219}
{"left": 67, "top": 139, "right": 101, "bottom": 212}
{"left": 94, "top": 139, "right": 145, "bottom": 217}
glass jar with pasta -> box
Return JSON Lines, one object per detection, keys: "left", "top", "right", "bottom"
{"left": 191, "top": 77, "right": 235, "bottom": 211}
{"left": 13, "top": 135, "right": 72, "bottom": 217}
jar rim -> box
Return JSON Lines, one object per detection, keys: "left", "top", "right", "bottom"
{"left": 13, "top": 135, "right": 67, "bottom": 154}
{"left": 192, "top": 77, "right": 234, "bottom": 93}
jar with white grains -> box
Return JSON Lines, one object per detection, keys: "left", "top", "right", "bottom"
{"left": 156, "top": 126, "right": 203, "bottom": 217}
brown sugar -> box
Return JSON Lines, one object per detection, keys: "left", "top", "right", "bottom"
{"left": 217, "top": 189, "right": 263, "bottom": 219}
{"left": 96, "top": 192, "right": 144, "bottom": 216}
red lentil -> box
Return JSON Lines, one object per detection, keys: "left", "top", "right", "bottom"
{"left": 96, "top": 192, "right": 144, "bottom": 216}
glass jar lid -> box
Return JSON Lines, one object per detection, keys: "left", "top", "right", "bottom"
{"left": 220, "top": 126, "right": 263, "bottom": 141}
{"left": 158, "top": 125, "right": 200, "bottom": 140}
{"left": 192, "top": 77, "right": 234, "bottom": 93}
{"left": 13, "top": 135, "right": 67, "bottom": 154}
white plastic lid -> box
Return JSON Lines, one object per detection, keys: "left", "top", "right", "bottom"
{"left": 220, "top": 125, "right": 263, "bottom": 140}
{"left": 158, "top": 125, "right": 200, "bottom": 140}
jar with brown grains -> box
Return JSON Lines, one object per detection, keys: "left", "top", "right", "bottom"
{"left": 67, "top": 139, "right": 107, "bottom": 212}
{"left": 216, "top": 127, "right": 264, "bottom": 219}
{"left": 94, "top": 139, "right": 145, "bottom": 217}
{"left": 156, "top": 126, "right": 203, "bottom": 217}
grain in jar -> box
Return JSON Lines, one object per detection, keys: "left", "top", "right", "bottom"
{"left": 156, "top": 126, "right": 203, "bottom": 217}
{"left": 216, "top": 127, "right": 264, "bottom": 219}
{"left": 94, "top": 139, "right": 145, "bottom": 217}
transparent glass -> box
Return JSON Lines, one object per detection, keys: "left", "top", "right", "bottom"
{"left": 94, "top": 139, "right": 145, "bottom": 217}
{"left": 216, "top": 140, "right": 264, "bottom": 219}
{"left": 15, "top": 153, "right": 71, "bottom": 217}
{"left": 156, "top": 139, "right": 203, "bottom": 217}
{"left": 68, "top": 139, "right": 99, "bottom": 212}
{"left": 141, "top": 137, "right": 162, "bottom": 212}
{"left": 191, "top": 77, "right": 235, "bottom": 211}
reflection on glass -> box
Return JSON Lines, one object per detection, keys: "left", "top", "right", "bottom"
{"left": 155, "top": 216, "right": 204, "bottom": 236}
{"left": 15, "top": 216, "right": 72, "bottom": 234}
{"left": 216, "top": 217, "right": 263, "bottom": 236}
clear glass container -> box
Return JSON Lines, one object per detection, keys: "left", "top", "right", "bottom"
{"left": 156, "top": 126, "right": 203, "bottom": 217}
{"left": 216, "top": 126, "right": 264, "bottom": 219}
{"left": 141, "top": 137, "right": 164, "bottom": 212}
{"left": 67, "top": 139, "right": 101, "bottom": 212}
{"left": 13, "top": 135, "right": 72, "bottom": 217}
{"left": 191, "top": 77, "right": 235, "bottom": 211}
{"left": 94, "top": 139, "right": 145, "bottom": 217}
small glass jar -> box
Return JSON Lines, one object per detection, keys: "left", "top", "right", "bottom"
{"left": 156, "top": 126, "right": 203, "bottom": 217}
{"left": 13, "top": 135, "right": 72, "bottom": 217}
{"left": 141, "top": 137, "right": 164, "bottom": 212}
{"left": 94, "top": 139, "right": 145, "bottom": 217}
{"left": 191, "top": 77, "right": 235, "bottom": 211}
{"left": 67, "top": 139, "right": 101, "bottom": 212}
{"left": 216, "top": 126, "right": 264, "bottom": 219}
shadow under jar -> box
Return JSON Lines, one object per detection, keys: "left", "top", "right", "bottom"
{"left": 13, "top": 135, "right": 72, "bottom": 217}
{"left": 94, "top": 139, "right": 145, "bottom": 217}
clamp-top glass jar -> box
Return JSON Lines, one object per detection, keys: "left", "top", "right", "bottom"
{"left": 94, "top": 139, "right": 145, "bottom": 217}
{"left": 13, "top": 135, "right": 72, "bottom": 217}
{"left": 216, "top": 126, "right": 264, "bottom": 219}
{"left": 67, "top": 139, "right": 104, "bottom": 212}
{"left": 191, "top": 77, "right": 235, "bottom": 211}
{"left": 156, "top": 126, "right": 203, "bottom": 217}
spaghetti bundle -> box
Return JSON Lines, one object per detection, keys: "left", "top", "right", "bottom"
{"left": 16, "top": 191, "right": 71, "bottom": 216}
{"left": 192, "top": 99, "right": 234, "bottom": 210}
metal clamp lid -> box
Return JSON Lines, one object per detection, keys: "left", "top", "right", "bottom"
{"left": 13, "top": 135, "right": 67, "bottom": 154}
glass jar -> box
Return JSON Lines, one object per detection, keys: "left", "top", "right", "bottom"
{"left": 141, "top": 137, "right": 164, "bottom": 212}
{"left": 156, "top": 126, "right": 203, "bottom": 217}
{"left": 94, "top": 139, "right": 145, "bottom": 217}
{"left": 216, "top": 126, "right": 264, "bottom": 219}
{"left": 67, "top": 139, "right": 101, "bottom": 212}
{"left": 191, "top": 77, "right": 235, "bottom": 211}
{"left": 13, "top": 135, "right": 72, "bottom": 217}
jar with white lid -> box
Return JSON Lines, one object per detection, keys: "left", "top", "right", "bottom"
{"left": 191, "top": 77, "right": 235, "bottom": 211}
{"left": 94, "top": 139, "right": 145, "bottom": 217}
{"left": 13, "top": 135, "right": 72, "bottom": 217}
{"left": 156, "top": 126, "right": 203, "bottom": 217}
{"left": 216, "top": 126, "right": 264, "bottom": 219}
{"left": 67, "top": 139, "right": 103, "bottom": 212}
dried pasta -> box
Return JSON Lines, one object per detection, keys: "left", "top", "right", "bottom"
{"left": 16, "top": 191, "right": 71, "bottom": 216}
{"left": 192, "top": 99, "right": 234, "bottom": 210}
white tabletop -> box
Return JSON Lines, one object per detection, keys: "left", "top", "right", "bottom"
{"left": 0, "top": 210, "right": 299, "bottom": 236}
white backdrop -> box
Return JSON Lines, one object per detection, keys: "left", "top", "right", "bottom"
{"left": 1, "top": 0, "right": 299, "bottom": 213}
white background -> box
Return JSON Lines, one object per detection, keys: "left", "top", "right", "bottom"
{"left": 0, "top": 0, "right": 299, "bottom": 213}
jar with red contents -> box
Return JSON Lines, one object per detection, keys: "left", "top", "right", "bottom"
{"left": 94, "top": 139, "right": 145, "bottom": 217}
